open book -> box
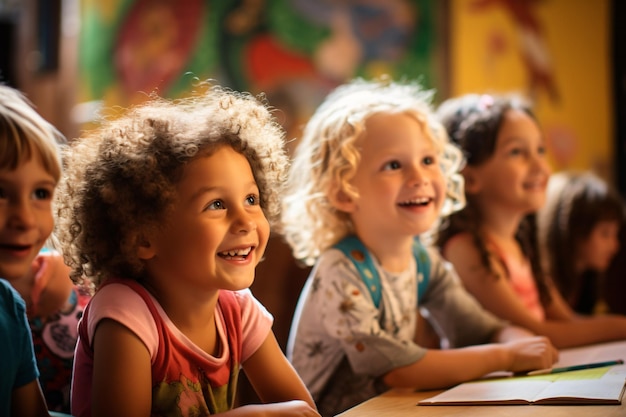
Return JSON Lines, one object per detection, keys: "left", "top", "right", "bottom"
{"left": 419, "top": 365, "right": 626, "bottom": 406}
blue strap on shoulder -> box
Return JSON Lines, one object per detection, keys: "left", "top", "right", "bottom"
{"left": 333, "top": 235, "right": 431, "bottom": 308}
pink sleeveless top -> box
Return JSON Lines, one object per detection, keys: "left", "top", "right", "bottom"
{"left": 442, "top": 233, "right": 545, "bottom": 322}
{"left": 487, "top": 240, "right": 546, "bottom": 322}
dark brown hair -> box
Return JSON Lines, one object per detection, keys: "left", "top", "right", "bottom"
{"left": 538, "top": 171, "right": 625, "bottom": 305}
{"left": 55, "top": 85, "right": 288, "bottom": 291}
{"left": 435, "top": 93, "right": 552, "bottom": 307}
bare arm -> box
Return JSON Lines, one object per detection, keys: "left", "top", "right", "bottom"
{"left": 91, "top": 319, "right": 153, "bottom": 417}
{"left": 382, "top": 334, "right": 556, "bottom": 390}
{"left": 221, "top": 331, "right": 319, "bottom": 416}
{"left": 11, "top": 380, "right": 50, "bottom": 417}
{"left": 444, "top": 234, "right": 626, "bottom": 348}
{"left": 92, "top": 321, "right": 319, "bottom": 417}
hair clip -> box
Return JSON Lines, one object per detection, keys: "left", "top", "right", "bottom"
{"left": 478, "top": 94, "right": 494, "bottom": 110}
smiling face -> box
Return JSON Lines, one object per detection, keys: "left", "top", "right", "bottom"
{"left": 0, "top": 152, "right": 56, "bottom": 281}
{"left": 335, "top": 112, "right": 445, "bottom": 244}
{"left": 465, "top": 109, "right": 551, "bottom": 215}
{"left": 141, "top": 145, "right": 270, "bottom": 293}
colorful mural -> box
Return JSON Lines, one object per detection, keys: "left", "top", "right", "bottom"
{"left": 80, "top": 0, "right": 445, "bottom": 140}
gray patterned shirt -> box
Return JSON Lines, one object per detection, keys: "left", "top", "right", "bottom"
{"left": 287, "top": 246, "right": 505, "bottom": 416}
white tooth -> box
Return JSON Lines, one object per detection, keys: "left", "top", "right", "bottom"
{"left": 220, "top": 247, "right": 252, "bottom": 257}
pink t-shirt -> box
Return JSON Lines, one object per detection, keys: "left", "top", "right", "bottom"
{"left": 71, "top": 279, "right": 272, "bottom": 416}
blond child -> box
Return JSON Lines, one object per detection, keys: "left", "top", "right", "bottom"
{"left": 0, "top": 84, "right": 62, "bottom": 416}
{"left": 55, "top": 85, "right": 319, "bottom": 417}
{"left": 282, "top": 79, "right": 556, "bottom": 417}
{"left": 436, "top": 93, "right": 626, "bottom": 349}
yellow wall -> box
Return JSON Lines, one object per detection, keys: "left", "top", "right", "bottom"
{"left": 450, "top": 0, "right": 612, "bottom": 178}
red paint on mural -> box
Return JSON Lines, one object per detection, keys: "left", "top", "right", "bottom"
{"left": 114, "top": 0, "right": 203, "bottom": 95}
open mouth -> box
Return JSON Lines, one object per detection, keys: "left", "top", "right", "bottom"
{"left": 0, "top": 243, "right": 31, "bottom": 251}
{"left": 398, "top": 197, "right": 432, "bottom": 207}
{"left": 218, "top": 247, "right": 253, "bottom": 260}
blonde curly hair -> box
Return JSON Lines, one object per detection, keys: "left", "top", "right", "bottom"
{"left": 55, "top": 84, "right": 289, "bottom": 291}
{"left": 280, "top": 78, "right": 465, "bottom": 266}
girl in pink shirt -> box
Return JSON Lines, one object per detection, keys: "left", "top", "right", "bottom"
{"left": 436, "top": 93, "right": 626, "bottom": 349}
{"left": 55, "top": 85, "right": 319, "bottom": 417}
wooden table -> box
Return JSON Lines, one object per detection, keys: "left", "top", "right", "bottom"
{"left": 337, "top": 340, "right": 626, "bottom": 417}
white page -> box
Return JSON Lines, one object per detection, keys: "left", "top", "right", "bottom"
{"left": 421, "top": 365, "right": 626, "bottom": 405}
{"left": 420, "top": 379, "right": 550, "bottom": 404}
{"left": 534, "top": 378, "right": 624, "bottom": 403}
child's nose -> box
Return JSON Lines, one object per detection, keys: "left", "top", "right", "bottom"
{"left": 531, "top": 153, "right": 551, "bottom": 175}
{"left": 231, "top": 208, "right": 257, "bottom": 234}
{"left": 409, "top": 165, "right": 429, "bottom": 186}
{"left": 8, "top": 198, "right": 36, "bottom": 229}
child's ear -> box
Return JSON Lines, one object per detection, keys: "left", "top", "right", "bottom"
{"left": 136, "top": 234, "right": 156, "bottom": 261}
{"left": 328, "top": 183, "right": 357, "bottom": 213}
{"left": 462, "top": 167, "right": 482, "bottom": 194}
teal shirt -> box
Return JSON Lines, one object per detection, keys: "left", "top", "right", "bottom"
{"left": 0, "top": 278, "right": 39, "bottom": 416}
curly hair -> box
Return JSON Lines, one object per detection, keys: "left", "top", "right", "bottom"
{"left": 435, "top": 93, "right": 552, "bottom": 307}
{"left": 55, "top": 84, "right": 289, "bottom": 291}
{"left": 280, "top": 78, "right": 465, "bottom": 266}
{"left": 537, "top": 170, "right": 625, "bottom": 304}
{"left": 0, "top": 84, "right": 64, "bottom": 181}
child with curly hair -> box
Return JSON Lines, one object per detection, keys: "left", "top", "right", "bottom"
{"left": 0, "top": 84, "right": 63, "bottom": 416}
{"left": 436, "top": 93, "right": 626, "bottom": 349}
{"left": 55, "top": 85, "right": 319, "bottom": 417}
{"left": 281, "top": 78, "right": 557, "bottom": 417}
{"left": 537, "top": 170, "right": 625, "bottom": 314}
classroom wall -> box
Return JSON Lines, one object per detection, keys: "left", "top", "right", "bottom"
{"left": 449, "top": 0, "right": 613, "bottom": 180}
{"left": 6, "top": 0, "right": 613, "bottom": 178}
{"left": 76, "top": 0, "right": 447, "bottom": 147}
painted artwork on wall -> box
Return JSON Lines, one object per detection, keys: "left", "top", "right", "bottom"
{"left": 79, "top": 0, "right": 446, "bottom": 141}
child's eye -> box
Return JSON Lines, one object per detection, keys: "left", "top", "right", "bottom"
{"left": 245, "top": 194, "right": 260, "bottom": 206}
{"left": 33, "top": 188, "right": 53, "bottom": 201}
{"left": 207, "top": 200, "right": 225, "bottom": 210}
{"left": 383, "top": 160, "right": 401, "bottom": 171}
{"left": 537, "top": 145, "right": 546, "bottom": 155}
{"left": 422, "top": 155, "right": 437, "bottom": 166}
{"left": 508, "top": 147, "right": 525, "bottom": 156}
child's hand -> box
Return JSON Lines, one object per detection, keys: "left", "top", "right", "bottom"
{"left": 504, "top": 336, "right": 558, "bottom": 373}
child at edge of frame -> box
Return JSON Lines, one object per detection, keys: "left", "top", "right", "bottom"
{"left": 0, "top": 83, "right": 62, "bottom": 416}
